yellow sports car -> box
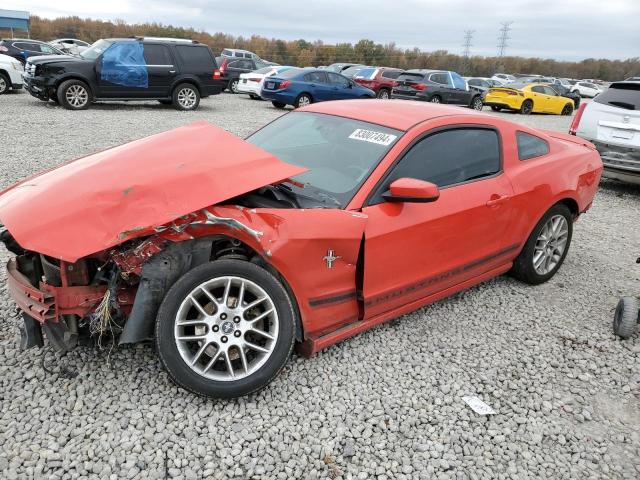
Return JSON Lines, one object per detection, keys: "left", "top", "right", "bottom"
{"left": 484, "top": 82, "right": 574, "bottom": 115}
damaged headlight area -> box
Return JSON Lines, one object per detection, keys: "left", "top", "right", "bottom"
{"left": 0, "top": 226, "right": 262, "bottom": 354}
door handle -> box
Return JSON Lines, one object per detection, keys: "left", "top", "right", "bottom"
{"left": 169, "top": 70, "right": 176, "bottom": 73}
{"left": 486, "top": 195, "right": 510, "bottom": 206}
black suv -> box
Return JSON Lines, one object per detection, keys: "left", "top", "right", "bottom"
{"left": 22, "top": 37, "right": 225, "bottom": 110}
{"left": 216, "top": 56, "right": 270, "bottom": 93}
{"left": 392, "top": 69, "right": 484, "bottom": 110}
{"left": 0, "top": 39, "right": 65, "bottom": 65}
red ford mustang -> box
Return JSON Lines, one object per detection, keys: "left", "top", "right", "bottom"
{"left": 0, "top": 100, "right": 602, "bottom": 398}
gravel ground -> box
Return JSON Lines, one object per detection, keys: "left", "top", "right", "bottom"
{"left": 1, "top": 91, "right": 639, "bottom": 480}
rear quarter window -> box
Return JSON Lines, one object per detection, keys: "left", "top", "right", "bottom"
{"left": 175, "top": 45, "right": 216, "bottom": 70}
{"left": 594, "top": 84, "right": 640, "bottom": 110}
{"left": 517, "top": 132, "right": 549, "bottom": 160}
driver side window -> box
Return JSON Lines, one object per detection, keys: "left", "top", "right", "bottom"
{"left": 370, "top": 128, "right": 501, "bottom": 204}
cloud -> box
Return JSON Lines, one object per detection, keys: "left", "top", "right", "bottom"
{"left": 14, "top": 0, "right": 640, "bottom": 60}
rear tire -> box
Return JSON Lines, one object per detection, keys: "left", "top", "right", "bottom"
{"left": 155, "top": 260, "right": 296, "bottom": 398}
{"left": 519, "top": 99, "right": 533, "bottom": 115}
{"left": 510, "top": 204, "right": 573, "bottom": 285}
{"left": 57, "top": 79, "right": 91, "bottom": 110}
{"left": 272, "top": 101, "right": 286, "bottom": 109}
{"left": 613, "top": 297, "right": 639, "bottom": 339}
{"left": 429, "top": 95, "right": 441, "bottom": 104}
{"left": 377, "top": 89, "right": 390, "bottom": 99}
{"left": 294, "top": 93, "right": 312, "bottom": 108}
{"left": 561, "top": 103, "right": 573, "bottom": 116}
{"left": 172, "top": 83, "right": 200, "bottom": 111}
{"left": 471, "top": 96, "right": 484, "bottom": 110}
{"left": 228, "top": 79, "right": 239, "bottom": 94}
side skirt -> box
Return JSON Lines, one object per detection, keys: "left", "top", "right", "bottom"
{"left": 296, "top": 262, "right": 512, "bottom": 357}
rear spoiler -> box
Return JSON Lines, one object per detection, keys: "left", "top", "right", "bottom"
{"left": 542, "top": 130, "right": 597, "bottom": 150}
{"left": 488, "top": 87, "right": 524, "bottom": 95}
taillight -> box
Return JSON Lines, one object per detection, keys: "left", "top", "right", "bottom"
{"left": 212, "top": 69, "right": 221, "bottom": 80}
{"left": 279, "top": 80, "right": 292, "bottom": 90}
{"left": 569, "top": 103, "right": 587, "bottom": 135}
{"left": 412, "top": 83, "right": 428, "bottom": 91}
{"left": 219, "top": 59, "right": 227, "bottom": 75}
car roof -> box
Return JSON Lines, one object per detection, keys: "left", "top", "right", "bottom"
{"left": 404, "top": 69, "right": 447, "bottom": 74}
{"left": 300, "top": 99, "right": 479, "bottom": 131}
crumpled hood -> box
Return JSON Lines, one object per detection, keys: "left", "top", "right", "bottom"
{"left": 0, "top": 121, "right": 305, "bottom": 262}
{"left": 27, "top": 54, "right": 82, "bottom": 64}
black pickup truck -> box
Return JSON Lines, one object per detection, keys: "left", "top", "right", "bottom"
{"left": 22, "top": 37, "right": 226, "bottom": 110}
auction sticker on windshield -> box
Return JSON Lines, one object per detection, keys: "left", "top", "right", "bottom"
{"left": 349, "top": 129, "right": 397, "bottom": 146}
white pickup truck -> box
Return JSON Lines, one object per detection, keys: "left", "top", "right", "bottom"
{"left": 571, "top": 81, "right": 640, "bottom": 185}
{"left": 0, "top": 53, "right": 24, "bottom": 94}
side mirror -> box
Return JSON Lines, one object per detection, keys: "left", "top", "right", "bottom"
{"left": 383, "top": 178, "right": 440, "bottom": 203}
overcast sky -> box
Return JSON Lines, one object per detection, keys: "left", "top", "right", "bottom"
{"left": 13, "top": 0, "right": 640, "bottom": 61}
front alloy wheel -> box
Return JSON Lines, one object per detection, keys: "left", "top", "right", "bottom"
{"left": 156, "top": 260, "right": 296, "bottom": 398}
{"left": 471, "top": 96, "right": 484, "bottom": 110}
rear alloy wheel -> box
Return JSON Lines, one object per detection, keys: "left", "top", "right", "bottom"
{"left": 172, "top": 83, "right": 200, "bottom": 111}
{"left": 613, "top": 297, "right": 639, "bottom": 339}
{"left": 520, "top": 99, "right": 533, "bottom": 115}
{"left": 156, "top": 260, "right": 296, "bottom": 398}
{"left": 561, "top": 103, "right": 574, "bottom": 116}
{"left": 377, "top": 89, "right": 390, "bottom": 99}
{"left": 471, "top": 96, "right": 484, "bottom": 110}
{"left": 295, "top": 93, "right": 312, "bottom": 108}
{"left": 430, "top": 96, "right": 441, "bottom": 104}
{"left": 57, "top": 79, "right": 91, "bottom": 110}
{"left": 0, "top": 73, "right": 9, "bottom": 95}
{"left": 272, "top": 101, "right": 286, "bottom": 109}
{"left": 510, "top": 204, "right": 573, "bottom": 285}
{"left": 228, "top": 79, "right": 239, "bottom": 94}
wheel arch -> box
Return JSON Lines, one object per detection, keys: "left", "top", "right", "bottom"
{"left": 55, "top": 74, "right": 95, "bottom": 97}
{"left": 119, "top": 234, "right": 305, "bottom": 345}
{"left": 171, "top": 78, "right": 201, "bottom": 95}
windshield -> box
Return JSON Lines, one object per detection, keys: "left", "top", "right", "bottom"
{"left": 80, "top": 39, "right": 113, "bottom": 60}
{"left": 247, "top": 112, "right": 402, "bottom": 208}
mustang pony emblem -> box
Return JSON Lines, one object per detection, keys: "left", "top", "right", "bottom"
{"left": 323, "top": 249, "right": 341, "bottom": 269}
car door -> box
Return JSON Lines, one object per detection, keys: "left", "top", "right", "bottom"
{"left": 542, "top": 86, "right": 565, "bottom": 112}
{"left": 450, "top": 71, "right": 472, "bottom": 104}
{"left": 327, "top": 72, "right": 354, "bottom": 100}
{"left": 303, "top": 71, "right": 332, "bottom": 101}
{"left": 97, "top": 41, "right": 149, "bottom": 98}
{"left": 429, "top": 72, "right": 454, "bottom": 102}
{"left": 142, "top": 43, "right": 176, "bottom": 97}
{"left": 530, "top": 85, "right": 552, "bottom": 112}
{"left": 361, "top": 125, "right": 516, "bottom": 318}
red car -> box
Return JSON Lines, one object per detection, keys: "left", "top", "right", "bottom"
{"left": 351, "top": 66, "right": 404, "bottom": 99}
{"left": 0, "top": 101, "right": 602, "bottom": 398}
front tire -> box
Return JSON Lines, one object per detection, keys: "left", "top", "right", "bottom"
{"left": 272, "top": 101, "right": 286, "bottom": 109}
{"left": 510, "top": 204, "right": 573, "bottom": 285}
{"left": 429, "top": 95, "right": 442, "bottom": 104}
{"left": 57, "top": 79, "right": 91, "bottom": 110}
{"left": 0, "top": 73, "right": 9, "bottom": 95}
{"left": 172, "top": 83, "right": 200, "bottom": 111}
{"left": 156, "top": 260, "right": 296, "bottom": 398}
{"left": 613, "top": 297, "right": 639, "bottom": 339}
{"left": 228, "top": 79, "right": 239, "bottom": 94}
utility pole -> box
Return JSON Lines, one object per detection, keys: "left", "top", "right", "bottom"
{"left": 496, "top": 21, "right": 513, "bottom": 72}
{"left": 461, "top": 30, "right": 474, "bottom": 75}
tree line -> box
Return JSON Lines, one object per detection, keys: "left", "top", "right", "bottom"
{"left": 12, "top": 15, "right": 639, "bottom": 81}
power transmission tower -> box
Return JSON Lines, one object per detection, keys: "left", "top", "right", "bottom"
{"left": 460, "top": 30, "right": 474, "bottom": 75}
{"left": 496, "top": 21, "right": 513, "bottom": 73}
{"left": 497, "top": 21, "right": 513, "bottom": 58}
